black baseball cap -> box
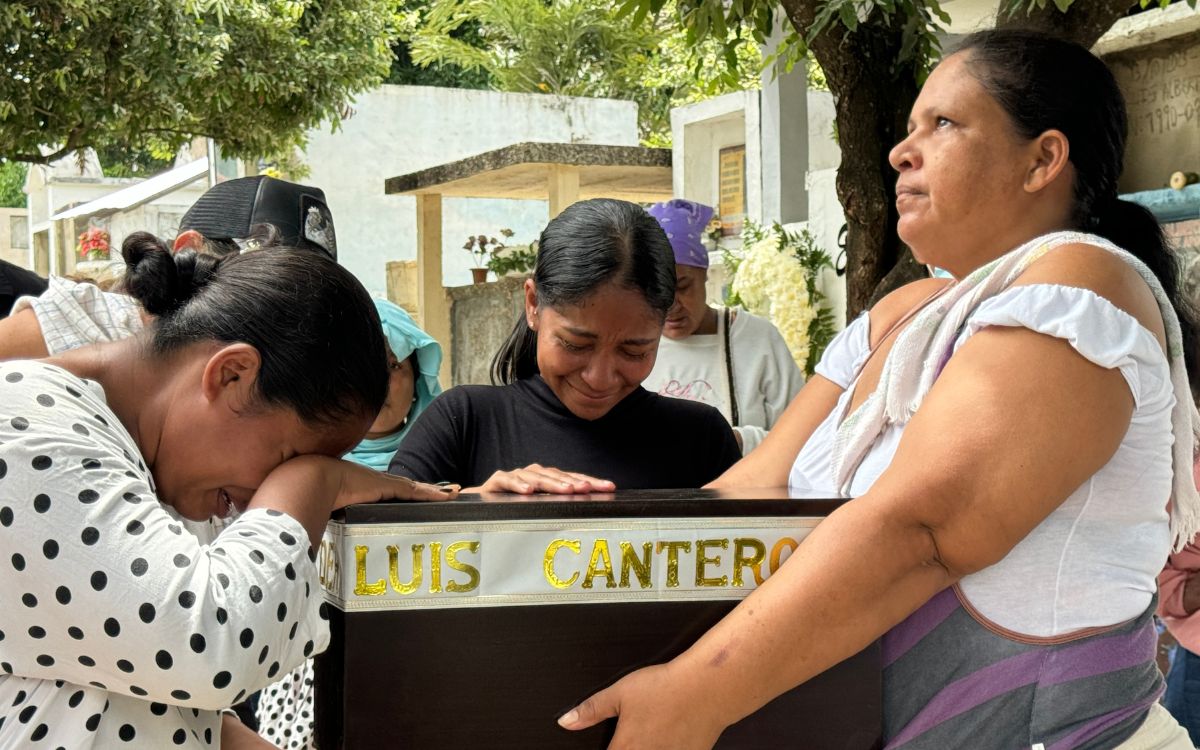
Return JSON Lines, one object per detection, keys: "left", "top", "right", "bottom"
{"left": 179, "top": 176, "right": 337, "bottom": 260}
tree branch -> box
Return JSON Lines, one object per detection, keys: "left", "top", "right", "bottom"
{"left": 995, "top": 0, "right": 1133, "bottom": 48}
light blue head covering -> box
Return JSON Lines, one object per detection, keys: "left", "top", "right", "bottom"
{"left": 345, "top": 300, "right": 443, "bottom": 471}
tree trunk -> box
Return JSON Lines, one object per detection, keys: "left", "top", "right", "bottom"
{"left": 779, "top": 1, "right": 921, "bottom": 318}
{"left": 996, "top": 0, "right": 1134, "bottom": 49}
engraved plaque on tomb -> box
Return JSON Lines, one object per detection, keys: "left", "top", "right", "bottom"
{"left": 1106, "top": 34, "right": 1200, "bottom": 194}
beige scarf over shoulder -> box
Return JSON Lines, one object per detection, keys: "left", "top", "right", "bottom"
{"left": 830, "top": 230, "right": 1200, "bottom": 552}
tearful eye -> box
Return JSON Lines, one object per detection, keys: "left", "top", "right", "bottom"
{"left": 935, "top": 116, "right": 952, "bottom": 129}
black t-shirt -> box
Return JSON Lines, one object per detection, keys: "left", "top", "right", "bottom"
{"left": 389, "top": 376, "right": 741, "bottom": 489}
{"left": 0, "top": 260, "right": 47, "bottom": 319}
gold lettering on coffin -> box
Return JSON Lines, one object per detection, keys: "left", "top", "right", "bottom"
{"left": 695, "top": 539, "right": 729, "bottom": 587}
{"left": 387, "top": 544, "right": 423, "bottom": 595}
{"left": 445, "top": 541, "right": 481, "bottom": 593}
{"left": 430, "top": 541, "right": 443, "bottom": 593}
{"left": 544, "top": 537, "right": 793, "bottom": 592}
{"left": 544, "top": 539, "right": 581, "bottom": 589}
{"left": 317, "top": 537, "right": 341, "bottom": 595}
{"left": 732, "top": 538, "right": 766, "bottom": 587}
{"left": 582, "top": 540, "right": 616, "bottom": 590}
{"left": 619, "top": 542, "right": 652, "bottom": 589}
{"left": 354, "top": 545, "right": 386, "bottom": 597}
{"left": 770, "top": 537, "right": 799, "bottom": 574}
{"left": 353, "top": 540, "right": 481, "bottom": 597}
{"left": 655, "top": 541, "right": 692, "bottom": 588}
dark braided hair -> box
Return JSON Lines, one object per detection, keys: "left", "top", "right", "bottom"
{"left": 121, "top": 231, "right": 387, "bottom": 426}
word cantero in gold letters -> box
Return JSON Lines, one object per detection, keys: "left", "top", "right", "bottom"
{"left": 543, "top": 537, "right": 799, "bottom": 590}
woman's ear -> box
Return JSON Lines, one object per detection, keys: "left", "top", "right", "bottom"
{"left": 524, "top": 278, "right": 539, "bottom": 331}
{"left": 173, "top": 230, "right": 205, "bottom": 254}
{"left": 200, "top": 343, "right": 263, "bottom": 413}
{"left": 1025, "top": 129, "right": 1070, "bottom": 194}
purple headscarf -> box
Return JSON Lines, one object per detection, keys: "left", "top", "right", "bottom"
{"left": 646, "top": 199, "right": 714, "bottom": 269}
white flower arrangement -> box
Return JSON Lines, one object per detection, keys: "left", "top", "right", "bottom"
{"left": 727, "top": 222, "right": 836, "bottom": 376}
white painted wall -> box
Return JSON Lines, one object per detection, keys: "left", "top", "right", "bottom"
{"left": 941, "top": 0, "right": 999, "bottom": 34}
{"left": 25, "top": 164, "right": 206, "bottom": 275}
{"left": 670, "top": 91, "right": 762, "bottom": 223}
{"left": 106, "top": 188, "right": 207, "bottom": 247}
{"left": 668, "top": 87, "right": 847, "bottom": 328}
{"left": 804, "top": 90, "right": 847, "bottom": 329}
{"left": 300, "top": 85, "right": 640, "bottom": 296}
{"left": 0, "top": 208, "right": 29, "bottom": 269}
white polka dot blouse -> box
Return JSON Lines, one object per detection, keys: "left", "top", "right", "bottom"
{"left": 0, "top": 361, "right": 330, "bottom": 747}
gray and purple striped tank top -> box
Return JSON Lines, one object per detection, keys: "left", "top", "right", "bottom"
{"left": 883, "top": 587, "right": 1163, "bottom": 749}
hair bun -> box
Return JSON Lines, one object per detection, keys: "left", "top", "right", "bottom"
{"left": 121, "top": 231, "right": 219, "bottom": 317}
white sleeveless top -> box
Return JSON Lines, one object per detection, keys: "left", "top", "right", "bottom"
{"left": 789, "top": 283, "right": 1175, "bottom": 637}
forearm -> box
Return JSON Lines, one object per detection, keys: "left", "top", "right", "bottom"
{"left": 221, "top": 714, "right": 276, "bottom": 749}
{"left": 669, "top": 498, "right": 953, "bottom": 728}
{"left": 0, "top": 307, "right": 49, "bottom": 360}
{"left": 708, "top": 375, "right": 843, "bottom": 490}
{"left": 249, "top": 456, "right": 342, "bottom": 547}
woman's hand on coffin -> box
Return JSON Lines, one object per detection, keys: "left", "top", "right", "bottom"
{"left": 473, "top": 463, "right": 616, "bottom": 495}
{"left": 329, "top": 459, "right": 460, "bottom": 508}
{"left": 557, "top": 662, "right": 724, "bottom": 749}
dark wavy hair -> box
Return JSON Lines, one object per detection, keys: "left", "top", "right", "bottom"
{"left": 490, "top": 198, "right": 676, "bottom": 384}
{"left": 955, "top": 29, "right": 1198, "bottom": 380}
{"left": 121, "top": 231, "right": 387, "bottom": 426}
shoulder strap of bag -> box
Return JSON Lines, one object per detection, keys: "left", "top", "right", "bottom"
{"left": 723, "top": 307, "right": 739, "bottom": 427}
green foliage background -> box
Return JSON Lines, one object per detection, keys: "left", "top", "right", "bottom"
{"left": 0, "top": 161, "right": 28, "bottom": 208}
{"left": 0, "top": 0, "right": 400, "bottom": 165}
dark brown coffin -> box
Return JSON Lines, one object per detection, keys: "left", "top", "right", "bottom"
{"left": 313, "top": 489, "right": 882, "bottom": 749}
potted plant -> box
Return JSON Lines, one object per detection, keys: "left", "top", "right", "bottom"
{"left": 77, "top": 227, "right": 111, "bottom": 262}
{"left": 464, "top": 228, "right": 526, "bottom": 284}
{"left": 486, "top": 237, "right": 537, "bottom": 279}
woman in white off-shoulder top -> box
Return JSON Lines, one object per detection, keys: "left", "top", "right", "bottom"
{"left": 559, "top": 30, "right": 1199, "bottom": 750}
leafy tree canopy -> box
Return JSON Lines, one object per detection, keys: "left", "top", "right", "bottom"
{"left": 0, "top": 0, "right": 400, "bottom": 165}
{"left": 406, "top": 0, "right": 763, "bottom": 145}
{"left": 387, "top": 0, "right": 493, "bottom": 90}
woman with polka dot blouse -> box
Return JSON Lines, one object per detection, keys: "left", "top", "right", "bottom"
{"left": 0, "top": 233, "right": 456, "bottom": 748}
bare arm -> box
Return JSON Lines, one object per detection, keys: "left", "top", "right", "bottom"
{"left": 708, "top": 277, "right": 953, "bottom": 491}
{"left": 0, "top": 307, "right": 49, "bottom": 360}
{"left": 220, "top": 715, "right": 276, "bottom": 749}
{"left": 250, "top": 457, "right": 458, "bottom": 548}
{"left": 706, "top": 374, "right": 843, "bottom": 488}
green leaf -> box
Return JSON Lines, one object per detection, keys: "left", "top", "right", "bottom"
{"left": 838, "top": 3, "right": 859, "bottom": 32}
{"left": 613, "top": 0, "right": 641, "bottom": 21}
{"left": 710, "top": 4, "right": 727, "bottom": 38}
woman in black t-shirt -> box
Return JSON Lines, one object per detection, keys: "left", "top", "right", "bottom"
{"left": 389, "top": 199, "right": 741, "bottom": 492}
